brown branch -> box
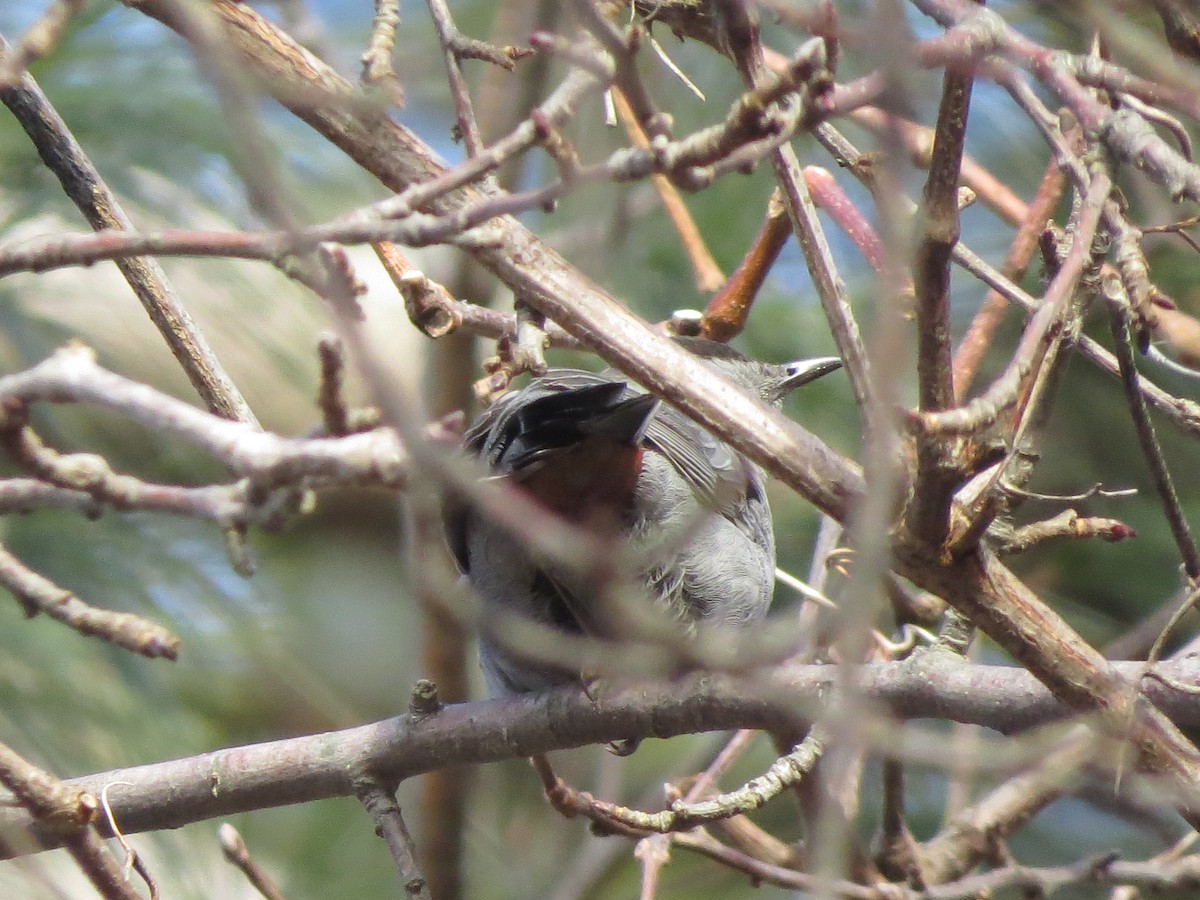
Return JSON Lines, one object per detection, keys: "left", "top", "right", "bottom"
{"left": 697, "top": 193, "right": 787, "bottom": 341}
{"left": 0, "top": 541, "right": 180, "bottom": 659}
{"left": 1108, "top": 288, "right": 1200, "bottom": 580}
{"left": 5, "top": 658, "right": 1200, "bottom": 857}
{"left": 995, "top": 510, "right": 1137, "bottom": 555}
{"left": 0, "top": 742, "right": 143, "bottom": 900}
{"left": 0, "top": 38, "right": 256, "bottom": 425}
{"left": 953, "top": 155, "right": 1067, "bottom": 397}
{"left": 354, "top": 778, "right": 432, "bottom": 899}
{"left": 909, "top": 56, "right": 976, "bottom": 548}
{"left": 911, "top": 547, "right": 1200, "bottom": 828}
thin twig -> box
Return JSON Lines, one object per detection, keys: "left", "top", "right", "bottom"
{"left": 1107, "top": 285, "right": 1200, "bottom": 579}
{"left": 613, "top": 90, "right": 724, "bottom": 293}
{"left": 546, "top": 727, "right": 827, "bottom": 834}
{"left": 953, "top": 153, "right": 1068, "bottom": 397}
{"left": 219, "top": 824, "right": 288, "bottom": 900}
{"left": 354, "top": 778, "right": 432, "bottom": 899}
{"left": 361, "top": 0, "right": 405, "bottom": 106}
{"left": 635, "top": 729, "right": 759, "bottom": 897}
{"left": 995, "top": 510, "right": 1137, "bottom": 554}
{"left": 425, "top": 0, "right": 484, "bottom": 154}
{"left": 0, "top": 542, "right": 180, "bottom": 659}
{"left": 0, "top": 36, "right": 256, "bottom": 425}
{"left": 0, "top": 0, "right": 86, "bottom": 86}
{"left": 771, "top": 136, "right": 877, "bottom": 431}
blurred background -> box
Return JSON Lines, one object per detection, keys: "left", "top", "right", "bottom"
{"left": 0, "top": 1, "right": 1198, "bottom": 897}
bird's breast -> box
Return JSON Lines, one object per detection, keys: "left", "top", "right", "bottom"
{"left": 512, "top": 438, "right": 645, "bottom": 532}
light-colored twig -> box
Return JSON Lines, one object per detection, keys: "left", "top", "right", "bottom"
{"left": 0, "top": 542, "right": 180, "bottom": 659}
{"left": 360, "top": 0, "right": 404, "bottom": 105}
{"left": 0, "top": 36, "right": 255, "bottom": 426}
{"left": 219, "top": 823, "right": 288, "bottom": 900}
{"left": 0, "top": 1, "right": 86, "bottom": 86}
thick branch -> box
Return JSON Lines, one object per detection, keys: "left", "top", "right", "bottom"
{"left": 5, "top": 658, "right": 1200, "bottom": 857}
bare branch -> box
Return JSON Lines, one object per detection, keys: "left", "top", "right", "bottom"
{"left": 0, "top": 37, "right": 256, "bottom": 425}
{"left": 5, "top": 658, "right": 1200, "bottom": 857}
{"left": 218, "top": 824, "right": 288, "bottom": 900}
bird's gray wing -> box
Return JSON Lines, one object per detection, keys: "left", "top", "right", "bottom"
{"left": 641, "top": 404, "right": 750, "bottom": 513}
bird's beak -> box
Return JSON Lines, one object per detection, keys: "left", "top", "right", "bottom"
{"left": 779, "top": 356, "right": 842, "bottom": 396}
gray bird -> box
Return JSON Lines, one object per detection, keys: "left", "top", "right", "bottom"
{"left": 446, "top": 337, "right": 840, "bottom": 698}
